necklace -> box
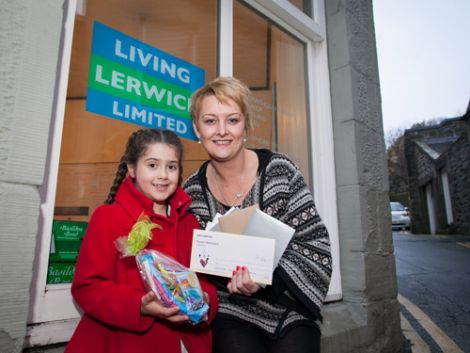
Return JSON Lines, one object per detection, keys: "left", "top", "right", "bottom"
{"left": 211, "top": 165, "right": 245, "bottom": 206}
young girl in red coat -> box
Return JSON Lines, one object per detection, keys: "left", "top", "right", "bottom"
{"left": 65, "top": 129, "right": 218, "bottom": 353}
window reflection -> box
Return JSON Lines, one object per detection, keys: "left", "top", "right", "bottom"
{"left": 59, "top": 0, "right": 216, "bottom": 223}
{"left": 233, "top": 1, "right": 311, "bottom": 183}
{"left": 50, "top": 0, "right": 217, "bottom": 284}
{"left": 288, "top": 0, "right": 313, "bottom": 17}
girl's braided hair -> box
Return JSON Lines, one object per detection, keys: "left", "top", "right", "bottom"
{"left": 104, "top": 128, "right": 183, "bottom": 204}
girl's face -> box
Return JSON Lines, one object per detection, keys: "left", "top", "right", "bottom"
{"left": 193, "top": 95, "right": 246, "bottom": 163}
{"left": 127, "top": 142, "right": 180, "bottom": 215}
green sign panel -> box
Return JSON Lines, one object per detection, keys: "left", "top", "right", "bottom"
{"left": 47, "top": 220, "right": 88, "bottom": 284}
{"left": 47, "top": 262, "right": 76, "bottom": 284}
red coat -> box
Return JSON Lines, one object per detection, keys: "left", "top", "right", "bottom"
{"left": 65, "top": 177, "right": 218, "bottom": 353}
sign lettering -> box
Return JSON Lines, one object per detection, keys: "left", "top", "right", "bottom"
{"left": 87, "top": 22, "right": 204, "bottom": 140}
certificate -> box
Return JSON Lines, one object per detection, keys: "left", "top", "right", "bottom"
{"left": 190, "top": 229, "right": 276, "bottom": 285}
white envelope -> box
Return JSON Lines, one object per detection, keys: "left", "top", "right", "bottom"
{"left": 241, "top": 208, "right": 295, "bottom": 266}
{"left": 217, "top": 205, "right": 295, "bottom": 267}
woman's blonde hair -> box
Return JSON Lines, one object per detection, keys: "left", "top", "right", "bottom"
{"left": 190, "top": 76, "right": 253, "bottom": 132}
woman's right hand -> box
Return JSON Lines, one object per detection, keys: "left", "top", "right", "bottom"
{"left": 227, "top": 266, "right": 261, "bottom": 296}
{"left": 140, "top": 291, "right": 189, "bottom": 323}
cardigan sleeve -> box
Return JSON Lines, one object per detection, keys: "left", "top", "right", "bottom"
{"left": 71, "top": 206, "right": 154, "bottom": 332}
{"left": 264, "top": 154, "right": 332, "bottom": 318}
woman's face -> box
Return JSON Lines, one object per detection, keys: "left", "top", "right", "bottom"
{"left": 193, "top": 95, "right": 246, "bottom": 163}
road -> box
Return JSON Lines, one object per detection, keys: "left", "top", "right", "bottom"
{"left": 394, "top": 231, "right": 470, "bottom": 353}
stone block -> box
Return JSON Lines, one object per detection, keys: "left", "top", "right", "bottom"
{"left": 329, "top": 65, "right": 355, "bottom": 124}
{"left": 326, "top": 9, "right": 350, "bottom": 71}
{"left": 365, "top": 253, "right": 398, "bottom": 301}
{"left": 0, "top": 183, "right": 41, "bottom": 348}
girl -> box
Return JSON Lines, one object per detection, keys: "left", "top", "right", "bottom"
{"left": 65, "top": 129, "right": 218, "bottom": 353}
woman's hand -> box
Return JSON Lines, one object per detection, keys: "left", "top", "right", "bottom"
{"left": 227, "top": 266, "right": 260, "bottom": 296}
{"left": 140, "top": 291, "right": 189, "bottom": 323}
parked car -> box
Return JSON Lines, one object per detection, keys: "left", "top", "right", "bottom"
{"left": 390, "top": 202, "right": 410, "bottom": 230}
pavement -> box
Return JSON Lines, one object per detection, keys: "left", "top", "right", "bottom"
{"left": 395, "top": 231, "right": 469, "bottom": 353}
{"left": 399, "top": 295, "right": 465, "bottom": 353}
{"left": 401, "top": 313, "right": 430, "bottom": 353}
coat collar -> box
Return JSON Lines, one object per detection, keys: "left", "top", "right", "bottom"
{"left": 115, "top": 177, "right": 192, "bottom": 223}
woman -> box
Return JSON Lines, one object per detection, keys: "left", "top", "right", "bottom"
{"left": 183, "top": 77, "right": 332, "bottom": 353}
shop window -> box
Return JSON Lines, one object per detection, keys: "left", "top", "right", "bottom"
{"left": 234, "top": 1, "right": 311, "bottom": 188}
{"left": 58, "top": 0, "right": 217, "bottom": 281}
{"left": 233, "top": 0, "right": 341, "bottom": 301}
{"left": 28, "top": 0, "right": 217, "bottom": 345}
{"left": 29, "top": 0, "right": 339, "bottom": 346}
{"left": 288, "top": 0, "right": 313, "bottom": 17}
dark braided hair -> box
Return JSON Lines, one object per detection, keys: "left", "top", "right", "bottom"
{"left": 104, "top": 129, "right": 183, "bottom": 204}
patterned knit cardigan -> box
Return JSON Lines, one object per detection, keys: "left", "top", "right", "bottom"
{"left": 183, "top": 149, "right": 332, "bottom": 337}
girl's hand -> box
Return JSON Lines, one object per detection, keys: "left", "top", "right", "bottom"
{"left": 140, "top": 291, "right": 189, "bottom": 323}
{"left": 227, "top": 266, "right": 260, "bottom": 296}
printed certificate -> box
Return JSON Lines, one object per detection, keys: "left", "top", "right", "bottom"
{"left": 190, "top": 229, "right": 276, "bottom": 285}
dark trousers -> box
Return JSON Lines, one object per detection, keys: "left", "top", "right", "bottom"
{"left": 213, "top": 318, "right": 321, "bottom": 353}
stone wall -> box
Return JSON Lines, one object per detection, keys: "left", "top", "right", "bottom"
{"left": 445, "top": 123, "right": 470, "bottom": 233}
{"left": 405, "top": 116, "right": 470, "bottom": 234}
{"left": 322, "top": 0, "right": 401, "bottom": 352}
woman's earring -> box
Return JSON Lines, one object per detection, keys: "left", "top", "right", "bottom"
{"left": 243, "top": 137, "right": 247, "bottom": 142}
{"left": 198, "top": 140, "right": 201, "bottom": 144}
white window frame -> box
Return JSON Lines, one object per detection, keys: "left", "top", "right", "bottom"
{"left": 28, "top": 0, "right": 341, "bottom": 346}
{"left": 27, "top": 0, "right": 80, "bottom": 347}
{"left": 425, "top": 183, "right": 437, "bottom": 235}
{"left": 237, "top": 0, "right": 341, "bottom": 301}
{"left": 440, "top": 170, "right": 454, "bottom": 225}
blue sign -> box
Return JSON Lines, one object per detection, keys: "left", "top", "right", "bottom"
{"left": 86, "top": 21, "right": 205, "bottom": 140}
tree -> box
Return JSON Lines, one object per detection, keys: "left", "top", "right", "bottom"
{"left": 386, "top": 128, "right": 409, "bottom": 205}
{"left": 409, "top": 117, "right": 444, "bottom": 129}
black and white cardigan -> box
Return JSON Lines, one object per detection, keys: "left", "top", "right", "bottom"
{"left": 183, "top": 149, "right": 332, "bottom": 337}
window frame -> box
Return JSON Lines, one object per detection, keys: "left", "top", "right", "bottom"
{"left": 27, "top": 0, "right": 80, "bottom": 346}
{"left": 27, "top": 0, "right": 341, "bottom": 346}
{"left": 440, "top": 169, "right": 454, "bottom": 225}
{"left": 236, "top": 0, "right": 342, "bottom": 301}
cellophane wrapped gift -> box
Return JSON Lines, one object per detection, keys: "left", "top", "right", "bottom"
{"left": 136, "top": 249, "right": 209, "bottom": 324}
{"left": 115, "top": 213, "right": 209, "bottom": 324}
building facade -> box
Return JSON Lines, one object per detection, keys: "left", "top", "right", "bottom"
{"left": 0, "top": 1, "right": 401, "bottom": 352}
{"left": 405, "top": 110, "right": 470, "bottom": 235}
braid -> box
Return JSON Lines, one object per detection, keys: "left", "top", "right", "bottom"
{"left": 104, "top": 156, "right": 128, "bottom": 204}
{"left": 104, "top": 128, "right": 184, "bottom": 204}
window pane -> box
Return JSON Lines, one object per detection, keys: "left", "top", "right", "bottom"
{"left": 50, "top": 0, "right": 217, "bottom": 283}
{"left": 233, "top": 1, "right": 311, "bottom": 183}
{"left": 288, "top": 0, "right": 312, "bottom": 17}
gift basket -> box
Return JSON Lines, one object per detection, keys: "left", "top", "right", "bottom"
{"left": 116, "top": 213, "right": 209, "bottom": 324}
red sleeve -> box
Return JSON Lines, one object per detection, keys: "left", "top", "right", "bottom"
{"left": 71, "top": 206, "right": 153, "bottom": 332}
{"left": 199, "top": 277, "right": 218, "bottom": 323}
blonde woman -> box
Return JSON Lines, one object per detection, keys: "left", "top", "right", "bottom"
{"left": 184, "top": 77, "right": 332, "bottom": 353}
